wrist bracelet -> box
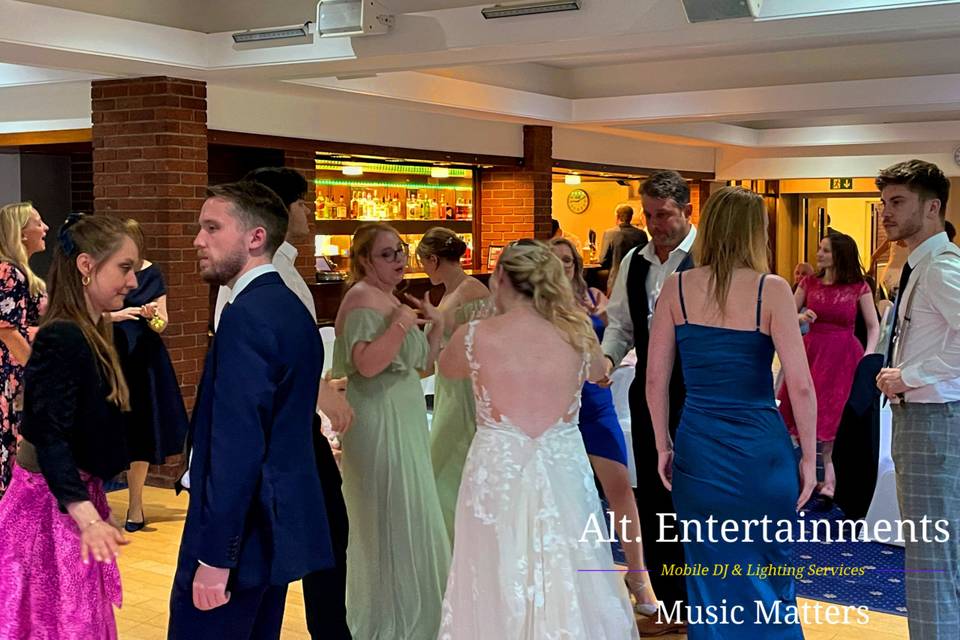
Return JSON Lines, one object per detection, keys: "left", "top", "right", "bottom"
{"left": 82, "top": 518, "right": 102, "bottom": 531}
{"left": 395, "top": 320, "right": 408, "bottom": 332}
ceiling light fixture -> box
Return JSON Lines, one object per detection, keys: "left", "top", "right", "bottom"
{"left": 430, "top": 167, "right": 451, "bottom": 178}
{"left": 317, "top": 0, "right": 393, "bottom": 37}
{"left": 342, "top": 165, "right": 364, "bottom": 176}
{"left": 232, "top": 23, "right": 311, "bottom": 43}
{"left": 564, "top": 174, "right": 581, "bottom": 185}
{"left": 482, "top": 0, "right": 581, "bottom": 20}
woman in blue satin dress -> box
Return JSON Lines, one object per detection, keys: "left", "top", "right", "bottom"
{"left": 550, "top": 238, "right": 659, "bottom": 616}
{"left": 646, "top": 187, "right": 818, "bottom": 639}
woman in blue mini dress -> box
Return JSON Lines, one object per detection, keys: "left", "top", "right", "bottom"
{"left": 551, "top": 237, "right": 659, "bottom": 616}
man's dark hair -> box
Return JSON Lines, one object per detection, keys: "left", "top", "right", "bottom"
{"left": 641, "top": 170, "right": 690, "bottom": 208}
{"left": 875, "top": 160, "right": 950, "bottom": 219}
{"left": 946, "top": 220, "right": 956, "bottom": 242}
{"left": 551, "top": 218, "right": 560, "bottom": 235}
{"left": 207, "top": 181, "right": 288, "bottom": 254}
{"left": 242, "top": 167, "right": 308, "bottom": 209}
{"left": 615, "top": 204, "right": 634, "bottom": 223}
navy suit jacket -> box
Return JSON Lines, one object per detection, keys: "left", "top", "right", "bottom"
{"left": 180, "top": 271, "right": 333, "bottom": 589}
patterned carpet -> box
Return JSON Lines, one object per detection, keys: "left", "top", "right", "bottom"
{"left": 793, "top": 506, "right": 906, "bottom": 616}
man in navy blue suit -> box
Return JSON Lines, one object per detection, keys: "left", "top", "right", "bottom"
{"left": 168, "top": 181, "right": 333, "bottom": 639}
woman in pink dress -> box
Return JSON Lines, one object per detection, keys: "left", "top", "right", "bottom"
{"left": 778, "top": 232, "right": 879, "bottom": 507}
{"left": 0, "top": 214, "right": 138, "bottom": 639}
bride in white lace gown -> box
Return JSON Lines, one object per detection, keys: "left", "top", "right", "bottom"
{"left": 436, "top": 240, "right": 638, "bottom": 640}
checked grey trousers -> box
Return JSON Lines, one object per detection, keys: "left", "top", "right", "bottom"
{"left": 892, "top": 401, "right": 960, "bottom": 640}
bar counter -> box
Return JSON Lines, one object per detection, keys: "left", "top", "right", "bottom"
{"left": 309, "top": 266, "right": 606, "bottom": 326}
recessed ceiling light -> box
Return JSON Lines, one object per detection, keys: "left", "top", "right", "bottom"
{"left": 232, "top": 23, "right": 311, "bottom": 43}
{"left": 482, "top": 0, "right": 581, "bottom": 19}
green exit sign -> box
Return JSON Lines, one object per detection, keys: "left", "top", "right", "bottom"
{"left": 830, "top": 177, "right": 854, "bottom": 190}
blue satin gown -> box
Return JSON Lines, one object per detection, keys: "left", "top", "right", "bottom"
{"left": 671, "top": 273, "right": 803, "bottom": 639}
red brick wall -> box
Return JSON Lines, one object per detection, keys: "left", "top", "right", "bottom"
{"left": 479, "top": 126, "right": 553, "bottom": 264}
{"left": 91, "top": 77, "right": 208, "bottom": 420}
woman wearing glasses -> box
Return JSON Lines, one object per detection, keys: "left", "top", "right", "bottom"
{"left": 550, "top": 237, "right": 659, "bottom": 617}
{"left": 332, "top": 222, "right": 450, "bottom": 639}
{"left": 416, "top": 227, "right": 490, "bottom": 544}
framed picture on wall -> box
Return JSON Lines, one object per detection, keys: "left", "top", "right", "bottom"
{"left": 487, "top": 244, "right": 504, "bottom": 270}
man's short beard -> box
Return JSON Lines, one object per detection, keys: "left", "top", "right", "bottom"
{"left": 200, "top": 249, "right": 247, "bottom": 285}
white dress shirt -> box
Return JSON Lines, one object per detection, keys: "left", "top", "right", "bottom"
{"left": 214, "top": 241, "right": 316, "bottom": 331}
{"left": 894, "top": 232, "right": 960, "bottom": 403}
{"left": 602, "top": 225, "right": 697, "bottom": 365}
{"left": 181, "top": 263, "right": 279, "bottom": 490}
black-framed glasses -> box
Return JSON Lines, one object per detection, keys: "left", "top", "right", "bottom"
{"left": 376, "top": 243, "right": 409, "bottom": 263}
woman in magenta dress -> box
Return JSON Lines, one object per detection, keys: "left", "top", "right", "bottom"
{"left": 778, "top": 232, "right": 879, "bottom": 506}
{"left": 0, "top": 214, "right": 139, "bottom": 639}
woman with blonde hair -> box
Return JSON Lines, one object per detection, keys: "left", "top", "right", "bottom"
{"left": 647, "top": 186, "right": 817, "bottom": 638}
{"left": 109, "top": 219, "right": 188, "bottom": 532}
{"left": 438, "top": 239, "right": 638, "bottom": 639}
{"left": 0, "top": 213, "right": 138, "bottom": 638}
{"left": 0, "top": 202, "right": 49, "bottom": 497}
{"left": 416, "top": 226, "right": 490, "bottom": 543}
{"left": 332, "top": 222, "right": 450, "bottom": 639}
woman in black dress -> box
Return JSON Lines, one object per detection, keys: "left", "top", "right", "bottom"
{"left": 110, "top": 219, "right": 188, "bottom": 531}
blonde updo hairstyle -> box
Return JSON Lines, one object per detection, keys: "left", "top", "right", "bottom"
{"left": 416, "top": 227, "right": 467, "bottom": 264}
{"left": 348, "top": 222, "right": 402, "bottom": 286}
{"left": 496, "top": 239, "right": 600, "bottom": 358}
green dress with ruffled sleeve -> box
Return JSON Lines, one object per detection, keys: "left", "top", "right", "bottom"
{"left": 333, "top": 308, "right": 450, "bottom": 640}
{"left": 430, "top": 297, "right": 490, "bottom": 543}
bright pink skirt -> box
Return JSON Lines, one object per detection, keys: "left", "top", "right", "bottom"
{"left": 0, "top": 464, "right": 122, "bottom": 639}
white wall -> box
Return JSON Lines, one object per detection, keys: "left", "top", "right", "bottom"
{"left": 554, "top": 128, "right": 716, "bottom": 174}
{"left": 716, "top": 142, "right": 960, "bottom": 179}
{"left": 207, "top": 84, "right": 526, "bottom": 158}
{"left": 0, "top": 154, "right": 21, "bottom": 205}
{"left": 0, "top": 81, "right": 92, "bottom": 132}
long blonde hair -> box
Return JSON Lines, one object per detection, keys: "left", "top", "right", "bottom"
{"left": 0, "top": 202, "right": 46, "bottom": 298}
{"left": 348, "top": 222, "right": 401, "bottom": 286}
{"left": 692, "top": 186, "right": 769, "bottom": 312}
{"left": 497, "top": 239, "right": 599, "bottom": 358}
{"left": 44, "top": 214, "right": 133, "bottom": 409}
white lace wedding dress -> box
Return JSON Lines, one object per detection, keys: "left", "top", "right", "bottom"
{"left": 438, "top": 321, "right": 639, "bottom": 640}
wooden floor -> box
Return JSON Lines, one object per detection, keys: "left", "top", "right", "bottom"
{"left": 108, "top": 486, "right": 910, "bottom": 640}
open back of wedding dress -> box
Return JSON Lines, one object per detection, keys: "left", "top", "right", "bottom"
{"left": 438, "top": 320, "right": 639, "bottom": 640}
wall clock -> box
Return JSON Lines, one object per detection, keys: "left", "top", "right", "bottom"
{"left": 567, "top": 188, "right": 589, "bottom": 214}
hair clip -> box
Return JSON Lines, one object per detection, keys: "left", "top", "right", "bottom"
{"left": 58, "top": 212, "right": 84, "bottom": 255}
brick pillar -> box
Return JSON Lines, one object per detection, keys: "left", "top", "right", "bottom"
{"left": 284, "top": 149, "right": 317, "bottom": 282}
{"left": 480, "top": 125, "right": 553, "bottom": 265}
{"left": 92, "top": 77, "right": 208, "bottom": 487}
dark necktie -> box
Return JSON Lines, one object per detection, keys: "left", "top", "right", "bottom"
{"left": 886, "top": 262, "right": 914, "bottom": 367}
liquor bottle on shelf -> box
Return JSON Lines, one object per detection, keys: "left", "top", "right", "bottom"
{"left": 406, "top": 193, "right": 416, "bottom": 219}
{"left": 336, "top": 195, "right": 347, "bottom": 219}
{"left": 429, "top": 198, "right": 439, "bottom": 220}
{"left": 315, "top": 195, "right": 325, "bottom": 220}
{"left": 390, "top": 195, "right": 401, "bottom": 219}
{"left": 350, "top": 191, "right": 359, "bottom": 219}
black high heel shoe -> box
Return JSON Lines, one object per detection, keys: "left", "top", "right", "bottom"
{"left": 124, "top": 509, "right": 146, "bottom": 532}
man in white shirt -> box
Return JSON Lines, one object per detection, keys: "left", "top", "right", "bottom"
{"left": 601, "top": 170, "right": 696, "bottom": 636}
{"left": 876, "top": 160, "right": 959, "bottom": 640}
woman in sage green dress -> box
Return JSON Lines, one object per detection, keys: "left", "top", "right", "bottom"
{"left": 333, "top": 222, "right": 450, "bottom": 639}
{"left": 416, "top": 227, "right": 490, "bottom": 543}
